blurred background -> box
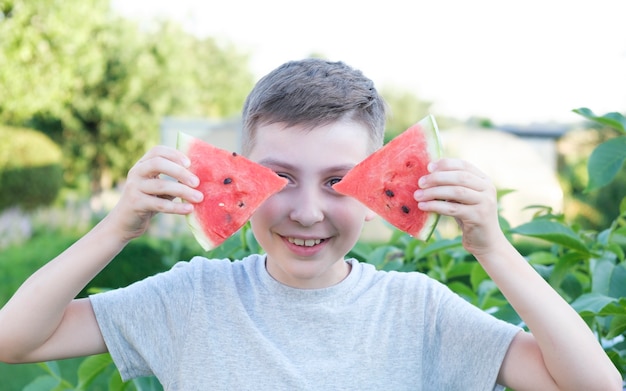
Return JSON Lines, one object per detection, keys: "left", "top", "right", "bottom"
{"left": 1, "top": 0, "right": 626, "bottom": 388}
{"left": 113, "top": 0, "right": 626, "bottom": 125}
{"left": 2, "top": 0, "right": 625, "bottom": 239}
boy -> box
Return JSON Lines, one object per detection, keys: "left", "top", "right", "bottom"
{"left": 0, "top": 58, "right": 620, "bottom": 390}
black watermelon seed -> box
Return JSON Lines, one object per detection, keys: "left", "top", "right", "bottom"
{"left": 385, "top": 189, "right": 395, "bottom": 197}
{"left": 223, "top": 177, "right": 233, "bottom": 185}
{"left": 401, "top": 205, "right": 410, "bottom": 214}
{"left": 238, "top": 201, "right": 245, "bottom": 208}
{"left": 232, "top": 152, "right": 238, "bottom": 156}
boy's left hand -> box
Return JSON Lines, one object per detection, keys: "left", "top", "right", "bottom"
{"left": 414, "top": 158, "right": 506, "bottom": 257}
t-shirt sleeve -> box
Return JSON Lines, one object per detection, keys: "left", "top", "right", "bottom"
{"left": 89, "top": 258, "right": 201, "bottom": 381}
{"left": 420, "top": 277, "right": 521, "bottom": 391}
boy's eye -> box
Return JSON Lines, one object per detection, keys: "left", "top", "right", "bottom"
{"left": 328, "top": 177, "right": 342, "bottom": 186}
{"left": 276, "top": 172, "right": 294, "bottom": 183}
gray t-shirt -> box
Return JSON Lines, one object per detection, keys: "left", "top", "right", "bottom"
{"left": 91, "top": 254, "right": 520, "bottom": 390}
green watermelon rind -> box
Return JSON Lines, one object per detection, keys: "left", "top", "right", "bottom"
{"left": 417, "top": 114, "right": 442, "bottom": 241}
{"left": 187, "top": 207, "right": 216, "bottom": 251}
{"left": 177, "top": 132, "right": 218, "bottom": 251}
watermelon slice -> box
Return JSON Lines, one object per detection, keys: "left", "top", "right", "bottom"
{"left": 333, "top": 115, "right": 442, "bottom": 240}
{"left": 177, "top": 132, "right": 288, "bottom": 250}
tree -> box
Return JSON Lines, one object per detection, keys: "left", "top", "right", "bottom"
{"left": 0, "top": 0, "right": 109, "bottom": 123}
{"left": 0, "top": 0, "right": 255, "bottom": 193}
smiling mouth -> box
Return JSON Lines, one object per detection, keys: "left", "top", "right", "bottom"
{"left": 287, "top": 237, "right": 324, "bottom": 247}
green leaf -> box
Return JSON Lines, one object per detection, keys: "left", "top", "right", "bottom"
{"left": 526, "top": 251, "right": 558, "bottom": 265}
{"left": 389, "top": 227, "right": 410, "bottom": 244}
{"left": 585, "top": 136, "right": 626, "bottom": 192}
{"left": 480, "top": 295, "right": 508, "bottom": 313}
{"left": 470, "top": 262, "right": 489, "bottom": 292}
{"left": 496, "top": 188, "right": 516, "bottom": 199}
{"left": 244, "top": 225, "right": 260, "bottom": 254}
{"left": 447, "top": 281, "right": 477, "bottom": 302}
{"left": 590, "top": 257, "right": 626, "bottom": 300}
{"left": 404, "top": 239, "right": 422, "bottom": 261}
{"left": 476, "top": 279, "right": 501, "bottom": 309}
{"left": 76, "top": 354, "right": 114, "bottom": 389}
{"left": 591, "top": 257, "right": 612, "bottom": 295}
{"left": 366, "top": 245, "right": 403, "bottom": 270}
{"left": 598, "top": 297, "right": 626, "bottom": 316}
{"left": 36, "top": 361, "right": 62, "bottom": 378}
{"left": 413, "top": 237, "right": 463, "bottom": 259}
{"left": 348, "top": 241, "right": 373, "bottom": 262}
{"left": 32, "top": 361, "right": 74, "bottom": 390}
{"left": 608, "top": 263, "right": 626, "bottom": 298}
{"left": 560, "top": 273, "right": 584, "bottom": 301}
{"left": 446, "top": 261, "right": 474, "bottom": 279}
{"left": 607, "top": 315, "right": 626, "bottom": 339}
{"left": 489, "top": 303, "right": 522, "bottom": 325}
{"left": 607, "top": 243, "right": 625, "bottom": 262}
{"left": 512, "top": 220, "right": 589, "bottom": 253}
{"left": 549, "top": 252, "right": 583, "bottom": 288}
{"left": 573, "top": 107, "right": 626, "bottom": 133}
{"left": 571, "top": 292, "right": 616, "bottom": 314}
{"left": 131, "top": 376, "right": 163, "bottom": 390}
{"left": 109, "top": 368, "right": 134, "bottom": 391}
{"left": 23, "top": 375, "right": 61, "bottom": 391}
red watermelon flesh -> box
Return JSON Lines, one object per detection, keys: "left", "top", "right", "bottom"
{"left": 332, "top": 115, "right": 442, "bottom": 240}
{"left": 177, "top": 132, "right": 288, "bottom": 250}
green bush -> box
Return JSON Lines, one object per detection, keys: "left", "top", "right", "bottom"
{"left": 12, "top": 109, "right": 626, "bottom": 389}
{"left": 0, "top": 125, "right": 63, "bottom": 211}
{"left": 558, "top": 125, "right": 626, "bottom": 229}
{"left": 80, "top": 240, "right": 171, "bottom": 298}
{"left": 0, "top": 233, "right": 80, "bottom": 305}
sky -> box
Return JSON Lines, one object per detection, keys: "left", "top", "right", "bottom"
{"left": 112, "top": 0, "right": 626, "bottom": 125}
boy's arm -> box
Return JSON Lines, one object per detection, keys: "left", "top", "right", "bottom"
{"left": 415, "top": 158, "right": 622, "bottom": 391}
{"left": 0, "top": 146, "right": 202, "bottom": 363}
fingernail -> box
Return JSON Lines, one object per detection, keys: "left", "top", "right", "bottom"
{"left": 418, "top": 176, "right": 426, "bottom": 187}
{"left": 182, "top": 156, "right": 191, "bottom": 168}
{"left": 190, "top": 175, "right": 200, "bottom": 187}
{"left": 193, "top": 190, "right": 204, "bottom": 202}
{"left": 427, "top": 162, "right": 436, "bottom": 172}
{"left": 414, "top": 189, "right": 424, "bottom": 200}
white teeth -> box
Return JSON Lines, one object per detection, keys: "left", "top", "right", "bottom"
{"left": 288, "top": 237, "right": 322, "bottom": 247}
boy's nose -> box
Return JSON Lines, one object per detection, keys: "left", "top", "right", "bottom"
{"left": 289, "top": 189, "right": 324, "bottom": 227}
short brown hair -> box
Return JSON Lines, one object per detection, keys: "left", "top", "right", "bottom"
{"left": 241, "top": 58, "right": 387, "bottom": 155}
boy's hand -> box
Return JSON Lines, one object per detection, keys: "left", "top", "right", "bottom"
{"left": 414, "top": 158, "right": 505, "bottom": 257}
{"left": 107, "top": 146, "right": 203, "bottom": 242}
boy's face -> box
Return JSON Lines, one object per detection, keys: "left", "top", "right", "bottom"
{"left": 247, "top": 120, "right": 376, "bottom": 289}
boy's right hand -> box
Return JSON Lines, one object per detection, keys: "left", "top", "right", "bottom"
{"left": 106, "top": 146, "right": 203, "bottom": 242}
